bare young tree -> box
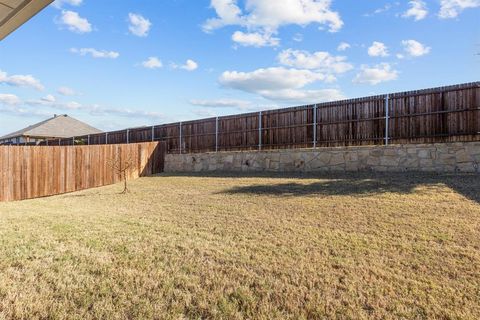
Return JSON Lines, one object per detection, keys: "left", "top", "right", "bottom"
{"left": 107, "top": 153, "right": 134, "bottom": 194}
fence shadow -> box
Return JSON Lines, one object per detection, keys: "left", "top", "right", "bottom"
{"left": 140, "top": 142, "right": 166, "bottom": 177}
{"left": 160, "top": 172, "right": 480, "bottom": 205}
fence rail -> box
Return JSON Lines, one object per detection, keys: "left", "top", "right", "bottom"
{"left": 31, "top": 82, "right": 480, "bottom": 153}
{"left": 0, "top": 142, "right": 165, "bottom": 202}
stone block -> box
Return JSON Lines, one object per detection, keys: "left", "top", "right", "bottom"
{"left": 455, "top": 150, "right": 472, "bottom": 163}
{"left": 367, "top": 156, "right": 380, "bottom": 166}
{"left": 419, "top": 159, "right": 434, "bottom": 168}
{"left": 380, "top": 157, "right": 400, "bottom": 167}
{"left": 456, "top": 163, "right": 476, "bottom": 173}
{"left": 345, "top": 152, "right": 359, "bottom": 162}
{"left": 345, "top": 162, "right": 359, "bottom": 171}
{"left": 383, "top": 148, "right": 398, "bottom": 157}
{"left": 224, "top": 155, "right": 234, "bottom": 164}
{"left": 417, "top": 149, "right": 431, "bottom": 159}
{"left": 330, "top": 153, "right": 345, "bottom": 166}
{"left": 370, "top": 149, "right": 383, "bottom": 157}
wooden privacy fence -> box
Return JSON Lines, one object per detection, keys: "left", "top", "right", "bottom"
{"left": 36, "top": 82, "right": 479, "bottom": 153}
{"left": 0, "top": 142, "right": 165, "bottom": 202}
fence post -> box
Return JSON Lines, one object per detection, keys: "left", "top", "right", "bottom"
{"left": 258, "top": 111, "right": 262, "bottom": 150}
{"left": 151, "top": 126, "right": 155, "bottom": 142}
{"left": 126, "top": 129, "right": 129, "bottom": 144}
{"left": 385, "top": 94, "right": 389, "bottom": 146}
{"left": 59, "top": 139, "right": 61, "bottom": 146}
{"left": 46, "top": 140, "right": 48, "bottom": 146}
{"left": 72, "top": 136, "right": 75, "bottom": 146}
{"left": 87, "top": 135, "right": 90, "bottom": 145}
{"left": 105, "top": 132, "right": 108, "bottom": 145}
{"left": 215, "top": 116, "right": 219, "bottom": 152}
{"left": 313, "top": 104, "right": 317, "bottom": 149}
{"left": 179, "top": 122, "right": 183, "bottom": 154}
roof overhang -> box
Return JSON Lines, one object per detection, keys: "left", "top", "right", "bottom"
{"left": 0, "top": 0, "right": 53, "bottom": 41}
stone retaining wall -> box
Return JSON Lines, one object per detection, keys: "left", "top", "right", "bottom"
{"left": 165, "top": 142, "right": 480, "bottom": 173}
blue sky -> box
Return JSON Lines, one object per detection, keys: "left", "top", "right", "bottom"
{"left": 0, "top": 0, "right": 479, "bottom": 135}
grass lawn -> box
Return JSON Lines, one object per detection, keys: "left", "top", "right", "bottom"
{"left": 0, "top": 173, "right": 479, "bottom": 319}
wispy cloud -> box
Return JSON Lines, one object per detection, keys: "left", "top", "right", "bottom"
{"left": 128, "top": 13, "right": 152, "bottom": 37}
{"left": 439, "top": 0, "right": 480, "bottom": 18}
{"left": 353, "top": 63, "right": 398, "bottom": 85}
{"left": 1, "top": 94, "right": 164, "bottom": 121}
{"left": 0, "top": 70, "right": 44, "bottom": 91}
{"left": 70, "top": 48, "right": 119, "bottom": 59}
{"left": 368, "top": 41, "right": 389, "bottom": 57}
{"left": 402, "top": 0, "right": 428, "bottom": 21}
{"left": 57, "top": 10, "right": 92, "bottom": 33}
{"left": 57, "top": 86, "right": 78, "bottom": 96}
{"left": 172, "top": 59, "right": 199, "bottom": 71}
{"left": 141, "top": 57, "right": 163, "bottom": 69}
{"left": 397, "top": 40, "right": 431, "bottom": 58}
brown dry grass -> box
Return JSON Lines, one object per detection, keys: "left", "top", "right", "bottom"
{"left": 0, "top": 172, "right": 479, "bottom": 319}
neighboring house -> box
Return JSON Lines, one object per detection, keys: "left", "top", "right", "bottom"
{"left": 0, "top": 114, "right": 102, "bottom": 145}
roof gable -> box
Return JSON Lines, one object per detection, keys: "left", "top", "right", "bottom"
{"left": 0, "top": 115, "right": 103, "bottom": 140}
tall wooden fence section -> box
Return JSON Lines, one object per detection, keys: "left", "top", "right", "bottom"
{"left": 33, "top": 82, "right": 480, "bottom": 153}
{"left": 0, "top": 142, "right": 165, "bottom": 202}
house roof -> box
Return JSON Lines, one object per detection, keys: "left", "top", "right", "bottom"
{"left": 0, "top": 0, "right": 53, "bottom": 40}
{"left": 0, "top": 114, "right": 103, "bottom": 140}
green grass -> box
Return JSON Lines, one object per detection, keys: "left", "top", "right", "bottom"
{"left": 0, "top": 173, "right": 479, "bottom": 319}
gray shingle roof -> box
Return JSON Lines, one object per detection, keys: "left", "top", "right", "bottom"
{"left": 0, "top": 114, "right": 103, "bottom": 140}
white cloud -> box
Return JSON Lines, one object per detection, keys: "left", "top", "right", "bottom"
{"left": 142, "top": 57, "right": 163, "bottom": 69}
{"left": 220, "top": 67, "right": 327, "bottom": 91}
{"left": 0, "top": 104, "right": 51, "bottom": 118}
{"left": 203, "top": 0, "right": 243, "bottom": 31}
{"left": 0, "top": 92, "right": 163, "bottom": 121}
{"left": 368, "top": 41, "right": 389, "bottom": 57}
{"left": 26, "top": 97, "right": 164, "bottom": 120}
{"left": 0, "top": 94, "right": 21, "bottom": 106}
{"left": 259, "top": 88, "right": 344, "bottom": 103}
{"left": 190, "top": 100, "right": 279, "bottom": 116}
{"left": 439, "top": 0, "right": 480, "bottom": 18}
{"left": 0, "top": 70, "right": 44, "bottom": 91}
{"left": 174, "top": 59, "right": 199, "bottom": 71}
{"left": 52, "top": 0, "right": 82, "bottom": 9}
{"left": 128, "top": 13, "right": 152, "bottom": 37}
{"left": 400, "top": 40, "right": 431, "bottom": 57}
{"left": 364, "top": 3, "right": 399, "bottom": 17}
{"left": 27, "top": 96, "right": 82, "bottom": 110}
{"left": 58, "top": 10, "right": 92, "bottom": 33}
{"left": 293, "top": 33, "right": 303, "bottom": 42}
{"left": 337, "top": 42, "right": 351, "bottom": 51}
{"left": 191, "top": 108, "right": 218, "bottom": 118}
{"left": 219, "top": 67, "right": 342, "bottom": 103}
{"left": 277, "top": 49, "right": 353, "bottom": 74}
{"left": 203, "top": 0, "right": 343, "bottom": 46}
{"left": 70, "top": 48, "right": 120, "bottom": 59}
{"left": 232, "top": 31, "right": 280, "bottom": 47}
{"left": 88, "top": 105, "right": 165, "bottom": 120}
{"left": 190, "top": 99, "right": 253, "bottom": 110}
{"left": 57, "top": 86, "right": 77, "bottom": 96}
{"left": 353, "top": 63, "right": 398, "bottom": 85}
{"left": 41, "top": 95, "right": 57, "bottom": 103}
{"left": 403, "top": 0, "right": 428, "bottom": 20}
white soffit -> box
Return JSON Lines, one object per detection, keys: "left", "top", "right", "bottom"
{"left": 0, "top": 0, "right": 53, "bottom": 40}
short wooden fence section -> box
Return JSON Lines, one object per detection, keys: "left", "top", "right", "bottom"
{"left": 0, "top": 142, "right": 165, "bottom": 202}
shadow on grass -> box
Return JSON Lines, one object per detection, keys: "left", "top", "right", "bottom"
{"left": 156, "top": 172, "right": 480, "bottom": 204}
